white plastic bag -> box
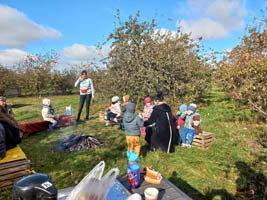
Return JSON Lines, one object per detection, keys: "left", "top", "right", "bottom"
{"left": 66, "top": 161, "right": 120, "bottom": 200}
{"left": 65, "top": 105, "right": 73, "bottom": 116}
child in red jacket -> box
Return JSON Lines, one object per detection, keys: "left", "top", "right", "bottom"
{"left": 176, "top": 104, "right": 187, "bottom": 144}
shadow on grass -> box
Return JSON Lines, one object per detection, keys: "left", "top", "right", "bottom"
{"left": 235, "top": 161, "right": 267, "bottom": 199}
{"left": 199, "top": 92, "right": 231, "bottom": 106}
{"left": 140, "top": 144, "right": 150, "bottom": 158}
{"left": 168, "top": 171, "right": 206, "bottom": 199}
{"left": 89, "top": 116, "right": 98, "bottom": 120}
{"left": 12, "top": 103, "right": 32, "bottom": 108}
{"left": 204, "top": 189, "right": 234, "bottom": 200}
{"left": 204, "top": 160, "right": 267, "bottom": 200}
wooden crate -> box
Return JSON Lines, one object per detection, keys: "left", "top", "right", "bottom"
{"left": 187, "top": 131, "right": 214, "bottom": 149}
{"left": 99, "top": 111, "right": 106, "bottom": 122}
{"left": 0, "top": 146, "right": 31, "bottom": 190}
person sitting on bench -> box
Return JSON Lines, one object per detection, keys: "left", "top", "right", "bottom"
{"left": 0, "top": 106, "right": 22, "bottom": 160}
{"left": 0, "top": 96, "right": 14, "bottom": 118}
{"left": 105, "top": 96, "right": 121, "bottom": 126}
{"left": 42, "top": 99, "right": 58, "bottom": 131}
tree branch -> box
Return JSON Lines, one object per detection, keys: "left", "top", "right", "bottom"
{"left": 248, "top": 99, "right": 267, "bottom": 117}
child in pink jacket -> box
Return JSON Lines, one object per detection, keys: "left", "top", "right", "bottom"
{"left": 140, "top": 97, "right": 154, "bottom": 136}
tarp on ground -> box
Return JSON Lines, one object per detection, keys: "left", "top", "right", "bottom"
{"left": 19, "top": 120, "right": 49, "bottom": 134}
{"left": 0, "top": 145, "right": 27, "bottom": 164}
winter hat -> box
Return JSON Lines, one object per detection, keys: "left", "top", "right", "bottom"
{"left": 154, "top": 92, "right": 164, "bottom": 101}
{"left": 123, "top": 95, "right": 130, "bottom": 102}
{"left": 179, "top": 104, "right": 187, "bottom": 112}
{"left": 42, "top": 98, "right": 51, "bottom": 106}
{"left": 0, "top": 96, "right": 6, "bottom": 101}
{"left": 144, "top": 97, "right": 151, "bottom": 104}
{"left": 188, "top": 103, "right": 197, "bottom": 112}
{"left": 112, "top": 96, "right": 120, "bottom": 103}
{"left": 126, "top": 103, "right": 136, "bottom": 114}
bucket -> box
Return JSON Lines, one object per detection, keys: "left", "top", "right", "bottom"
{"left": 144, "top": 187, "right": 159, "bottom": 200}
{"left": 127, "top": 193, "right": 142, "bottom": 200}
{"left": 127, "top": 163, "right": 141, "bottom": 189}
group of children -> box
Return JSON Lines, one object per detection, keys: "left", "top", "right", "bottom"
{"left": 41, "top": 94, "right": 202, "bottom": 156}
{"left": 176, "top": 103, "right": 202, "bottom": 148}
{"left": 104, "top": 95, "right": 202, "bottom": 158}
{"left": 104, "top": 95, "right": 154, "bottom": 157}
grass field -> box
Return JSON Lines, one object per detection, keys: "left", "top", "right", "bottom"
{"left": 0, "top": 87, "right": 266, "bottom": 200}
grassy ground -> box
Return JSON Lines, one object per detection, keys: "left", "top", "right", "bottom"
{"left": 0, "top": 88, "right": 266, "bottom": 200}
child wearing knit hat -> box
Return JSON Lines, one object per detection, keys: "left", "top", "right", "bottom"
{"left": 176, "top": 104, "right": 187, "bottom": 144}
{"left": 42, "top": 98, "right": 58, "bottom": 131}
{"left": 181, "top": 103, "right": 202, "bottom": 148}
{"left": 105, "top": 96, "right": 121, "bottom": 126}
{"left": 121, "top": 95, "right": 132, "bottom": 113}
{"left": 140, "top": 97, "right": 154, "bottom": 136}
{"left": 141, "top": 97, "right": 154, "bottom": 121}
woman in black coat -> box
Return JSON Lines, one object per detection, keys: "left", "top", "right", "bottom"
{"left": 144, "top": 93, "right": 177, "bottom": 153}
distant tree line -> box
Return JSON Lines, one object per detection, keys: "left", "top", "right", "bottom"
{"left": 217, "top": 14, "right": 267, "bottom": 118}
{"left": 2, "top": 11, "right": 265, "bottom": 118}
{"left": 0, "top": 52, "right": 77, "bottom": 95}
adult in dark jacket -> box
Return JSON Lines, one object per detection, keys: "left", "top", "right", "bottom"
{"left": 0, "top": 106, "right": 22, "bottom": 160}
{"left": 144, "top": 93, "right": 177, "bottom": 153}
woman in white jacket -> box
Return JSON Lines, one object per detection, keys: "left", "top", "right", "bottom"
{"left": 42, "top": 98, "right": 57, "bottom": 131}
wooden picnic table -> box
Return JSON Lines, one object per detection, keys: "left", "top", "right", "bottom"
{"left": 58, "top": 174, "right": 192, "bottom": 200}
{"left": 118, "top": 173, "right": 192, "bottom": 200}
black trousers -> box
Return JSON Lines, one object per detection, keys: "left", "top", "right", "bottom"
{"left": 77, "top": 94, "right": 92, "bottom": 121}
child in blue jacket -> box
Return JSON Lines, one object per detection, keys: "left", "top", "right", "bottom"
{"left": 181, "top": 103, "right": 202, "bottom": 148}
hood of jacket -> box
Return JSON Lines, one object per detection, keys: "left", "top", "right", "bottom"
{"left": 124, "top": 103, "right": 137, "bottom": 123}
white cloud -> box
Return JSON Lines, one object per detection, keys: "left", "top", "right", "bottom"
{"left": 180, "top": 18, "right": 228, "bottom": 40}
{"left": 0, "top": 4, "right": 61, "bottom": 48}
{"left": 61, "top": 44, "right": 110, "bottom": 61}
{"left": 153, "top": 28, "right": 177, "bottom": 38}
{"left": 0, "top": 49, "right": 28, "bottom": 65}
{"left": 206, "top": 0, "right": 246, "bottom": 30}
{"left": 179, "top": 0, "right": 246, "bottom": 40}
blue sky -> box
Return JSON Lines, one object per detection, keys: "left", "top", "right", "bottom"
{"left": 0, "top": 0, "right": 265, "bottom": 67}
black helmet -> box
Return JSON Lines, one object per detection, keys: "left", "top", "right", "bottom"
{"left": 12, "top": 173, "right": 57, "bottom": 200}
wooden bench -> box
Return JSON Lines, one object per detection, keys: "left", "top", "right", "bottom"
{"left": 118, "top": 173, "right": 192, "bottom": 200}
{"left": 19, "top": 120, "right": 49, "bottom": 137}
{"left": 0, "top": 145, "right": 31, "bottom": 190}
{"left": 19, "top": 115, "right": 75, "bottom": 137}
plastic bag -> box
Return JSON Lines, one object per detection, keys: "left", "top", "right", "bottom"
{"left": 66, "top": 161, "right": 120, "bottom": 200}
{"left": 65, "top": 105, "right": 73, "bottom": 116}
